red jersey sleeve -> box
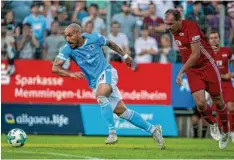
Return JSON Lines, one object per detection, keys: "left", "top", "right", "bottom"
{"left": 187, "top": 22, "right": 201, "bottom": 44}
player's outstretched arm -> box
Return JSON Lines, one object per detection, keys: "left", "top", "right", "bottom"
{"left": 180, "top": 42, "right": 201, "bottom": 74}
{"left": 52, "top": 59, "right": 85, "bottom": 79}
{"left": 176, "top": 42, "right": 201, "bottom": 86}
{"left": 107, "top": 40, "right": 133, "bottom": 67}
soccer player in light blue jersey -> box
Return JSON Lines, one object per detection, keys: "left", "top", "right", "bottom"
{"left": 52, "top": 23, "right": 165, "bottom": 149}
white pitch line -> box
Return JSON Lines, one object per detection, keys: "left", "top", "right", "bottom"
{"left": 3, "top": 150, "right": 102, "bottom": 159}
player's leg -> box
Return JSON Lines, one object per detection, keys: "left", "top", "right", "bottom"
{"left": 113, "top": 100, "right": 165, "bottom": 149}
{"left": 192, "top": 90, "right": 221, "bottom": 141}
{"left": 96, "top": 83, "right": 117, "bottom": 141}
{"left": 206, "top": 69, "right": 229, "bottom": 149}
{"left": 191, "top": 107, "right": 200, "bottom": 138}
{"left": 222, "top": 84, "right": 234, "bottom": 143}
{"left": 227, "top": 101, "right": 234, "bottom": 142}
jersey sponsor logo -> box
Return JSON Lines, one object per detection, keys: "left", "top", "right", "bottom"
{"left": 179, "top": 32, "right": 184, "bottom": 36}
{"left": 222, "top": 54, "right": 228, "bottom": 57}
{"left": 192, "top": 35, "right": 200, "bottom": 42}
{"left": 175, "top": 40, "right": 182, "bottom": 46}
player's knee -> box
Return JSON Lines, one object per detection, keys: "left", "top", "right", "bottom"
{"left": 214, "top": 100, "right": 224, "bottom": 110}
{"left": 196, "top": 100, "right": 206, "bottom": 111}
{"left": 97, "top": 96, "right": 109, "bottom": 107}
{"left": 119, "top": 109, "right": 133, "bottom": 120}
{"left": 227, "top": 102, "right": 234, "bottom": 111}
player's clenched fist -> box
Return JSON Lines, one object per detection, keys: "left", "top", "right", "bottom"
{"left": 124, "top": 55, "right": 133, "bottom": 68}
{"left": 69, "top": 72, "right": 85, "bottom": 79}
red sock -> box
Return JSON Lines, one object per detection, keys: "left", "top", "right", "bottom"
{"left": 199, "top": 105, "right": 217, "bottom": 125}
{"left": 211, "top": 104, "right": 223, "bottom": 130}
{"left": 216, "top": 105, "right": 229, "bottom": 133}
{"left": 228, "top": 111, "right": 234, "bottom": 132}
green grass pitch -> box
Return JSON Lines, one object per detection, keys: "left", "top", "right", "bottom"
{"left": 1, "top": 134, "right": 234, "bottom": 159}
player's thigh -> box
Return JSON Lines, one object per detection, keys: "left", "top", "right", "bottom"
{"left": 205, "top": 65, "right": 222, "bottom": 97}
{"left": 222, "top": 83, "right": 234, "bottom": 108}
{"left": 192, "top": 89, "right": 206, "bottom": 111}
{"left": 96, "top": 68, "right": 118, "bottom": 97}
{"left": 227, "top": 102, "right": 234, "bottom": 112}
{"left": 96, "top": 83, "right": 112, "bottom": 97}
{"left": 108, "top": 86, "right": 122, "bottom": 111}
{"left": 187, "top": 69, "right": 206, "bottom": 94}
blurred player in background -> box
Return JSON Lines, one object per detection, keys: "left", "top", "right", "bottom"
{"left": 209, "top": 31, "right": 234, "bottom": 142}
{"left": 52, "top": 23, "right": 165, "bottom": 149}
{"left": 164, "top": 9, "right": 229, "bottom": 149}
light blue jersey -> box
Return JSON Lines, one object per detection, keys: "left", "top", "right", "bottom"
{"left": 56, "top": 33, "right": 112, "bottom": 89}
{"left": 23, "top": 14, "right": 47, "bottom": 45}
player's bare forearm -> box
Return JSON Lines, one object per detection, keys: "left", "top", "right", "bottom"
{"left": 180, "top": 52, "right": 200, "bottom": 74}
{"left": 107, "top": 40, "right": 126, "bottom": 57}
{"left": 180, "top": 42, "right": 201, "bottom": 74}
{"left": 52, "top": 59, "right": 72, "bottom": 77}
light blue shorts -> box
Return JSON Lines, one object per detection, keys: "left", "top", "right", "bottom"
{"left": 93, "top": 68, "right": 122, "bottom": 110}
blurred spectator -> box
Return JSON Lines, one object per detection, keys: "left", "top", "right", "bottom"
{"left": 143, "top": 3, "right": 165, "bottom": 47}
{"left": 10, "top": 1, "right": 32, "bottom": 25}
{"left": 108, "top": 21, "right": 130, "bottom": 62}
{"left": 86, "top": 0, "right": 108, "bottom": 17}
{"left": 40, "top": 0, "right": 58, "bottom": 30}
{"left": 2, "top": 10, "right": 17, "bottom": 37}
{"left": 1, "top": 25, "right": 16, "bottom": 75}
{"left": 16, "top": 23, "right": 39, "bottom": 59}
{"left": 82, "top": 21, "right": 94, "bottom": 34}
{"left": 131, "top": 0, "right": 151, "bottom": 18}
{"left": 82, "top": 4, "right": 105, "bottom": 35}
{"left": 111, "top": 1, "right": 124, "bottom": 16}
{"left": 71, "top": 1, "right": 88, "bottom": 24}
{"left": 23, "top": 3, "right": 47, "bottom": 46}
{"left": 112, "top": 2, "right": 137, "bottom": 49}
{"left": 154, "top": 34, "right": 177, "bottom": 64}
{"left": 202, "top": 1, "right": 219, "bottom": 20}
{"left": 56, "top": 6, "right": 70, "bottom": 31}
{"left": 154, "top": 0, "right": 174, "bottom": 19}
{"left": 227, "top": 2, "right": 234, "bottom": 52}
{"left": 131, "top": 0, "right": 151, "bottom": 35}
{"left": 208, "top": 3, "right": 233, "bottom": 46}
{"left": 186, "top": 1, "right": 207, "bottom": 34}
{"left": 43, "top": 21, "right": 65, "bottom": 60}
{"left": 176, "top": 5, "right": 185, "bottom": 20}
{"left": 134, "top": 25, "right": 158, "bottom": 64}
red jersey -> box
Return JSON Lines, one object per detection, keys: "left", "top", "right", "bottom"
{"left": 212, "top": 47, "right": 233, "bottom": 75}
{"left": 172, "top": 20, "right": 215, "bottom": 68}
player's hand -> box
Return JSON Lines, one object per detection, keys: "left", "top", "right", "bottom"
{"left": 124, "top": 56, "right": 133, "bottom": 68}
{"left": 69, "top": 72, "right": 85, "bottom": 79}
{"left": 176, "top": 72, "right": 184, "bottom": 86}
{"left": 221, "top": 73, "right": 231, "bottom": 80}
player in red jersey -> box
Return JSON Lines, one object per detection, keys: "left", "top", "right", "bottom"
{"left": 164, "top": 9, "right": 229, "bottom": 149}
{"left": 209, "top": 31, "right": 234, "bottom": 143}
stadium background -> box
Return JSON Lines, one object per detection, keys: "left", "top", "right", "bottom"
{"left": 2, "top": 0, "right": 234, "bottom": 139}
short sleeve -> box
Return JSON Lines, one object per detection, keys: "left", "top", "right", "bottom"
{"left": 188, "top": 22, "right": 201, "bottom": 44}
{"left": 56, "top": 44, "right": 70, "bottom": 61}
{"left": 96, "top": 33, "right": 107, "bottom": 46}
